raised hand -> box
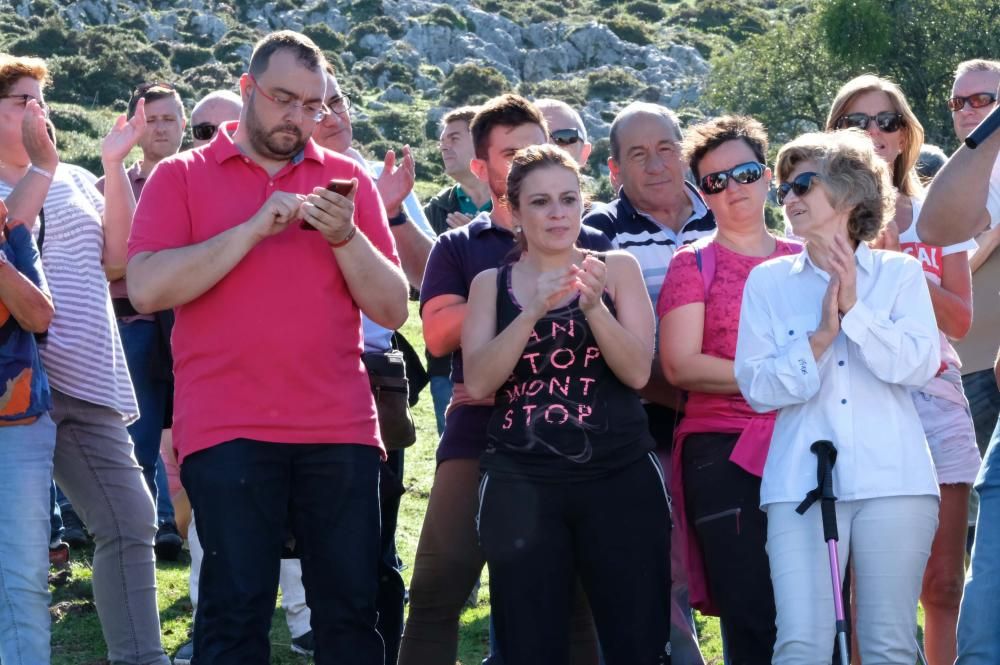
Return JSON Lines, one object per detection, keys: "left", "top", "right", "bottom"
{"left": 819, "top": 275, "right": 841, "bottom": 339}
{"left": 21, "top": 99, "right": 57, "bottom": 171}
{"left": 248, "top": 191, "right": 306, "bottom": 241}
{"left": 526, "top": 265, "right": 580, "bottom": 321}
{"left": 576, "top": 253, "right": 607, "bottom": 313}
{"left": 301, "top": 178, "right": 358, "bottom": 246}
{"left": 376, "top": 145, "right": 415, "bottom": 217}
{"left": 828, "top": 234, "right": 858, "bottom": 314}
{"left": 102, "top": 98, "right": 147, "bottom": 165}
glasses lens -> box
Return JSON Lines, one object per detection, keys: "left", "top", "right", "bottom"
{"left": 777, "top": 172, "right": 819, "bottom": 205}
{"left": 947, "top": 96, "right": 966, "bottom": 112}
{"left": 550, "top": 128, "right": 582, "bottom": 145}
{"left": 731, "top": 162, "right": 764, "bottom": 185}
{"left": 700, "top": 172, "right": 728, "bottom": 194}
{"left": 875, "top": 112, "right": 903, "bottom": 132}
{"left": 837, "top": 113, "right": 870, "bottom": 130}
{"left": 192, "top": 123, "right": 217, "bottom": 141}
{"left": 969, "top": 93, "right": 997, "bottom": 109}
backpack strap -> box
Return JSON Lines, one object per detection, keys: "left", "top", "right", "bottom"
{"left": 692, "top": 238, "right": 716, "bottom": 300}
{"left": 36, "top": 207, "right": 45, "bottom": 255}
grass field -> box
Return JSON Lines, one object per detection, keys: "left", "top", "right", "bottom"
{"left": 48, "top": 300, "right": 835, "bottom": 664}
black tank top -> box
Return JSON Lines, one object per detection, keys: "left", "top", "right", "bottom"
{"left": 483, "top": 260, "right": 654, "bottom": 481}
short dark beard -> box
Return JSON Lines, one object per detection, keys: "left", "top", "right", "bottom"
{"left": 246, "top": 95, "right": 307, "bottom": 160}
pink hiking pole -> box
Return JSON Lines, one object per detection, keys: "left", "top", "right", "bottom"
{"left": 795, "top": 440, "right": 849, "bottom": 665}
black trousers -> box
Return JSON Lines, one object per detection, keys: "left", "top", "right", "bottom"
{"left": 479, "top": 453, "right": 672, "bottom": 665}
{"left": 182, "top": 439, "right": 384, "bottom": 665}
{"left": 682, "top": 431, "right": 776, "bottom": 665}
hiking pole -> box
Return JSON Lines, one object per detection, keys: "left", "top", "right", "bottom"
{"left": 795, "top": 440, "right": 849, "bottom": 665}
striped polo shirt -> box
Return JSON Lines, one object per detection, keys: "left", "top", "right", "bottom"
{"left": 0, "top": 164, "right": 138, "bottom": 421}
{"left": 583, "top": 182, "right": 716, "bottom": 306}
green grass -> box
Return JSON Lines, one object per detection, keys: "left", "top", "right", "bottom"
{"left": 50, "top": 301, "right": 763, "bottom": 664}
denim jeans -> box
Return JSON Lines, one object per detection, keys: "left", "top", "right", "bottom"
{"left": 957, "top": 415, "right": 1000, "bottom": 665}
{"left": 182, "top": 439, "right": 384, "bottom": 665}
{"left": 119, "top": 319, "right": 174, "bottom": 524}
{"left": 0, "top": 414, "right": 56, "bottom": 665}
{"left": 428, "top": 376, "right": 453, "bottom": 436}
{"left": 962, "top": 369, "right": 1000, "bottom": 456}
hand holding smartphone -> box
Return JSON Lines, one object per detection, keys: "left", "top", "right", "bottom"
{"left": 301, "top": 179, "right": 355, "bottom": 230}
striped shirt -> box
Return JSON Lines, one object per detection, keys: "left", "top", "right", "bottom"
{"left": 0, "top": 165, "right": 137, "bottom": 422}
{"left": 583, "top": 182, "right": 716, "bottom": 306}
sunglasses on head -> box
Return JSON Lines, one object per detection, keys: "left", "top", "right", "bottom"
{"left": 776, "top": 172, "right": 822, "bottom": 205}
{"left": 834, "top": 111, "right": 905, "bottom": 133}
{"left": 699, "top": 161, "right": 766, "bottom": 195}
{"left": 192, "top": 123, "right": 218, "bottom": 141}
{"left": 550, "top": 128, "right": 583, "bottom": 146}
{"left": 947, "top": 92, "right": 997, "bottom": 112}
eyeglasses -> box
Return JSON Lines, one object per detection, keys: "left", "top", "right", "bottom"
{"left": 550, "top": 128, "right": 583, "bottom": 146}
{"left": 0, "top": 94, "right": 49, "bottom": 114}
{"left": 947, "top": 92, "right": 997, "bottom": 112}
{"left": 192, "top": 123, "right": 218, "bottom": 141}
{"left": 776, "top": 172, "right": 822, "bottom": 205}
{"left": 699, "top": 161, "right": 766, "bottom": 195}
{"left": 325, "top": 94, "right": 352, "bottom": 116}
{"left": 834, "top": 112, "right": 905, "bottom": 133}
{"left": 249, "top": 74, "right": 329, "bottom": 123}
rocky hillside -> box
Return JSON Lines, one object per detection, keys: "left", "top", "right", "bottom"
{"left": 1, "top": 0, "right": 775, "bottom": 194}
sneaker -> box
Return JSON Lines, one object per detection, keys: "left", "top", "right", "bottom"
{"left": 61, "top": 508, "right": 89, "bottom": 548}
{"left": 155, "top": 521, "right": 183, "bottom": 561}
{"left": 290, "top": 630, "right": 315, "bottom": 657}
{"left": 172, "top": 639, "right": 193, "bottom": 665}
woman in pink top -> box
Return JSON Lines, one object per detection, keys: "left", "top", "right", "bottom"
{"left": 658, "top": 115, "right": 800, "bottom": 663}
{"left": 827, "top": 75, "right": 980, "bottom": 665}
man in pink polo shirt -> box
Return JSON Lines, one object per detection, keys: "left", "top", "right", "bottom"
{"left": 126, "top": 30, "right": 408, "bottom": 665}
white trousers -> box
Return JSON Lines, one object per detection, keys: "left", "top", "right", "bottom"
{"left": 766, "top": 495, "right": 938, "bottom": 665}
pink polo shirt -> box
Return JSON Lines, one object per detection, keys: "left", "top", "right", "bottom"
{"left": 128, "top": 122, "right": 399, "bottom": 463}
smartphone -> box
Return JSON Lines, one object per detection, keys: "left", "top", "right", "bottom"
{"left": 301, "top": 179, "right": 354, "bottom": 230}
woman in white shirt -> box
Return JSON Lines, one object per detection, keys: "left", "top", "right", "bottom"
{"left": 827, "top": 75, "right": 980, "bottom": 665}
{"left": 735, "top": 129, "right": 941, "bottom": 665}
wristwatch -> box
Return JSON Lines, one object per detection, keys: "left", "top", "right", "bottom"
{"left": 388, "top": 211, "right": 409, "bottom": 227}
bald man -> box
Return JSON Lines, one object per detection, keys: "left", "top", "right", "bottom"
{"left": 189, "top": 90, "right": 242, "bottom": 148}
{"left": 535, "top": 98, "right": 592, "bottom": 167}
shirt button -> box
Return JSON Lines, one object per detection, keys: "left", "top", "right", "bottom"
{"left": 841, "top": 398, "right": 847, "bottom": 405}
{"left": 243, "top": 157, "right": 249, "bottom": 164}
{"left": 788, "top": 330, "right": 795, "bottom": 336}
{"left": 838, "top": 360, "right": 845, "bottom": 366}
{"left": 268, "top": 181, "right": 274, "bottom": 187}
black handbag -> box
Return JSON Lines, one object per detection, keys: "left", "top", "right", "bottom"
{"left": 361, "top": 347, "right": 417, "bottom": 451}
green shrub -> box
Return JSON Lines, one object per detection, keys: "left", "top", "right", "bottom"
{"left": 624, "top": 0, "right": 667, "bottom": 22}
{"left": 371, "top": 108, "right": 425, "bottom": 145}
{"left": 182, "top": 63, "right": 236, "bottom": 98}
{"left": 674, "top": 0, "right": 768, "bottom": 42}
{"left": 48, "top": 105, "right": 97, "bottom": 135}
{"left": 585, "top": 137, "right": 611, "bottom": 180}
{"left": 6, "top": 15, "right": 80, "bottom": 58}
{"left": 537, "top": 1, "right": 567, "bottom": 18}
{"left": 355, "top": 60, "right": 415, "bottom": 89}
{"left": 606, "top": 14, "right": 653, "bottom": 45}
{"left": 440, "top": 62, "right": 510, "bottom": 106}
{"left": 346, "top": 18, "right": 403, "bottom": 57}
{"left": 585, "top": 67, "right": 643, "bottom": 100}
{"left": 171, "top": 44, "right": 213, "bottom": 72}
{"left": 345, "top": 0, "right": 384, "bottom": 23}
{"left": 520, "top": 78, "right": 588, "bottom": 107}
{"left": 351, "top": 117, "right": 384, "bottom": 145}
{"left": 425, "top": 6, "right": 469, "bottom": 30}
{"left": 303, "top": 23, "right": 347, "bottom": 53}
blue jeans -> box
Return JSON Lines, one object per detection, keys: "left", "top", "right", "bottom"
{"left": 429, "top": 375, "right": 453, "bottom": 436}
{"left": 0, "top": 414, "right": 57, "bottom": 665}
{"left": 957, "top": 415, "right": 1000, "bottom": 664}
{"left": 118, "top": 319, "right": 174, "bottom": 523}
{"left": 963, "top": 369, "right": 1000, "bottom": 456}
{"left": 182, "top": 439, "right": 384, "bottom": 665}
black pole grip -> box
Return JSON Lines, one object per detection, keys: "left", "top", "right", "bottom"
{"left": 810, "top": 440, "right": 838, "bottom": 501}
{"left": 821, "top": 498, "right": 839, "bottom": 542}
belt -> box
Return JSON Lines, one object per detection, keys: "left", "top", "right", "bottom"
{"left": 112, "top": 297, "right": 141, "bottom": 319}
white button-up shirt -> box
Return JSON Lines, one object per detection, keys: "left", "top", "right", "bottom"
{"left": 735, "top": 243, "right": 941, "bottom": 508}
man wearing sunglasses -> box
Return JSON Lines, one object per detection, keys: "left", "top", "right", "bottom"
{"left": 582, "top": 101, "right": 713, "bottom": 665}
{"left": 127, "top": 30, "right": 408, "bottom": 665}
{"left": 93, "top": 81, "right": 187, "bottom": 564}
{"left": 535, "top": 98, "right": 592, "bottom": 168}
{"left": 189, "top": 90, "right": 242, "bottom": 148}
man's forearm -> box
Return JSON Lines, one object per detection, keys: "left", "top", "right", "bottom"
{"left": 335, "top": 233, "right": 409, "bottom": 330}
{"left": 101, "top": 159, "right": 136, "bottom": 276}
{"left": 919, "top": 131, "right": 1000, "bottom": 246}
{"left": 127, "top": 221, "right": 259, "bottom": 313}
{"left": 390, "top": 220, "right": 433, "bottom": 289}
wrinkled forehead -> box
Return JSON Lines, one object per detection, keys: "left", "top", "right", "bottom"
{"left": 953, "top": 69, "right": 1000, "bottom": 95}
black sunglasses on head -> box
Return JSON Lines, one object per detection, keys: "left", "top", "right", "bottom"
{"left": 834, "top": 111, "right": 905, "bottom": 133}
{"left": 776, "top": 172, "right": 822, "bottom": 205}
{"left": 192, "top": 123, "right": 218, "bottom": 141}
{"left": 550, "top": 128, "right": 583, "bottom": 146}
{"left": 947, "top": 92, "right": 997, "bottom": 112}
{"left": 699, "top": 161, "right": 766, "bottom": 195}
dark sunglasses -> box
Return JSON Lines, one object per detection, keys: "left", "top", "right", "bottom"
{"left": 550, "top": 128, "right": 583, "bottom": 146}
{"left": 699, "top": 161, "right": 766, "bottom": 195}
{"left": 834, "top": 111, "right": 905, "bottom": 133}
{"left": 776, "top": 172, "right": 822, "bottom": 205}
{"left": 947, "top": 92, "right": 997, "bottom": 112}
{"left": 192, "top": 123, "right": 218, "bottom": 141}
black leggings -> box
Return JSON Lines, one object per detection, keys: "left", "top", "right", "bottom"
{"left": 478, "top": 453, "right": 672, "bottom": 665}
{"left": 682, "top": 431, "right": 776, "bottom": 665}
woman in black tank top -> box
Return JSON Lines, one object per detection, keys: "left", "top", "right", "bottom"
{"left": 462, "top": 145, "right": 672, "bottom": 665}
